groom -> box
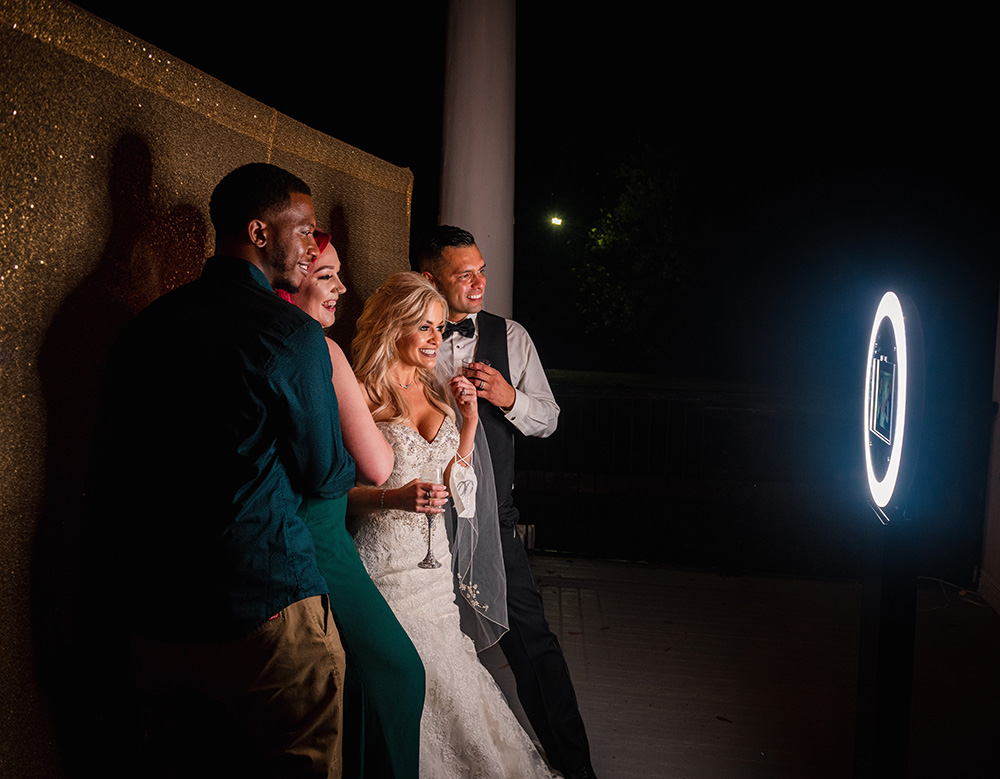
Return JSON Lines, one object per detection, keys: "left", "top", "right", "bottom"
{"left": 418, "top": 225, "right": 598, "bottom": 779}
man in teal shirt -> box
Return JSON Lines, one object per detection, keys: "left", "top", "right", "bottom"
{"left": 89, "top": 164, "right": 354, "bottom": 776}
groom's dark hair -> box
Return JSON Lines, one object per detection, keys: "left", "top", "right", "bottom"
{"left": 415, "top": 225, "right": 477, "bottom": 276}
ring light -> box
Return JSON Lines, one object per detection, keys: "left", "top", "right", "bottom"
{"left": 864, "top": 291, "right": 908, "bottom": 510}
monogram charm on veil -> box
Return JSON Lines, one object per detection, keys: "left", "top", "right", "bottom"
{"left": 450, "top": 464, "right": 478, "bottom": 519}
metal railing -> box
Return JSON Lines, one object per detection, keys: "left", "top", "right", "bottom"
{"left": 512, "top": 373, "right": 866, "bottom": 576}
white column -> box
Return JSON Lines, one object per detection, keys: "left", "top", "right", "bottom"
{"left": 439, "top": 0, "right": 516, "bottom": 318}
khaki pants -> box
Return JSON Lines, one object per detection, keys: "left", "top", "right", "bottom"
{"left": 131, "top": 595, "right": 346, "bottom": 778}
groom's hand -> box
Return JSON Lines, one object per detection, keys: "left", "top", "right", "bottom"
{"left": 463, "top": 361, "right": 515, "bottom": 411}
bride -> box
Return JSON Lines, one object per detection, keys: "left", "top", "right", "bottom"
{"left": 347, "top": 272, "right": 555, "bottom": 779}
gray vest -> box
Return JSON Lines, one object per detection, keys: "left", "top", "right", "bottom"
{"left": 475, "top": 311, "right": 516, "bottom": 514}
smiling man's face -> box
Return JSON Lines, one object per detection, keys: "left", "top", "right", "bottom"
{"left": 431, "top": 244, "right": 486, "bottom": 322}
{"left": 262, "top": 192, "right": 318, "bottom": 293}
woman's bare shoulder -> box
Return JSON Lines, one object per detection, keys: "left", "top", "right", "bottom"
{"left": 324, "top": 336, "right": 349, "bottom": 364}
{"left": 360, "top": 380, "right": 390, "bottom": 421}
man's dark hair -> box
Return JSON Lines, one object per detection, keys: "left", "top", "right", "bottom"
{"left": 209, "top": 163, "right": 311, "bottom": 239}
{"left": 415, "top": 225, "right": 477, "bottom": 276}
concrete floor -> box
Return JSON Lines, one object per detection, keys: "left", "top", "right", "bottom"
{"left": 482, "top": 555, "right": 1000, "bottom": 778}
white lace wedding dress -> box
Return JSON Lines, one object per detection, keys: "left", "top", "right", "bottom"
{"left": 350, "top": 418, "right": 555, "bottom": 779}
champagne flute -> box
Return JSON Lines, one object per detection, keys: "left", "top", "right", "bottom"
{"left": 417, "top": 464, "right": 444, "bottom": 569}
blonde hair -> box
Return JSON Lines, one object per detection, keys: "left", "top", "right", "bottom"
{"left": 352, "top": 272, "right": 454, "bottom": 425}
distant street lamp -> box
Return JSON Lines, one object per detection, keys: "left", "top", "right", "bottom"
{"left": 550, "top": 216, "right": 563, "bottom": 226}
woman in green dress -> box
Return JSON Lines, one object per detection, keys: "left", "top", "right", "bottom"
{"left": 281, "top": 230, "right": 424, "bottom": 778}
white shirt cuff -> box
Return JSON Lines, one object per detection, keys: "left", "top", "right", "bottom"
{"left": 504, "top": 388, "right": 526, "bottom": 422}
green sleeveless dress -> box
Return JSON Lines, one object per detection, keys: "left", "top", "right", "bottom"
{"left": 300, "top": 494, "right": 424, "bottom": 778}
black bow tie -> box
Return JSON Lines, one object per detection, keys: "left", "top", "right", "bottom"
{"left": 443, "top": 318, "right": 476, "bottom": 339}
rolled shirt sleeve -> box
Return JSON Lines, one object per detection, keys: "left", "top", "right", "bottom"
{"left": 502, "top": 319, "right": 559, "bottom": 438}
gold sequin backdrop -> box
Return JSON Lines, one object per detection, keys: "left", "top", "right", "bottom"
{"left": 0, "top": 1, "right": 412, "bottom": 774}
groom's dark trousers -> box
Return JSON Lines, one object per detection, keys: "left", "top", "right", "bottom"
{"left": 476, "top": 311, "right": 592, "bottom": 774}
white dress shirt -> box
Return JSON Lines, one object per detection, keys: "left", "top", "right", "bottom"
{"left": 434, "top": 312, "right": 559, "bottom": 438}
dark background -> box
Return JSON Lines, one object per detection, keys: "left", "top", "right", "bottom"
{"left": 72, "top": 1, "right": 999, "bottom": 581}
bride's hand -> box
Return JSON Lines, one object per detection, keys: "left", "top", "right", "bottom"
{"left": 449, "top": 375, "right": 479, "bottom": 421}
{"left": 390, "top": 478, "right": 449, "bottom": 514}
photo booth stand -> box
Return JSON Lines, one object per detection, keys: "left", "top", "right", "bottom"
{"left": 854, "top": 291, "right": 924, "bottom": 778}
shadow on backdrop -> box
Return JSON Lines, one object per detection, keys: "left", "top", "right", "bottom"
{"left": 34, "top": 133, "right": 206, "bottom": 777}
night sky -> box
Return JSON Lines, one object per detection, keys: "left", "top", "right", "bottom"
{"left": 514, "top": 8, "right": 997, "bottom": 392}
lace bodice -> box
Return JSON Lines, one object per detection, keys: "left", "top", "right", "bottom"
{"left": 380, "top": 419, "right": 456, "bottom": 485}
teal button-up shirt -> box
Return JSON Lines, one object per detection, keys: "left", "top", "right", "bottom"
{"left": 88, "top": 256, "right": 355, "bottom": 641}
